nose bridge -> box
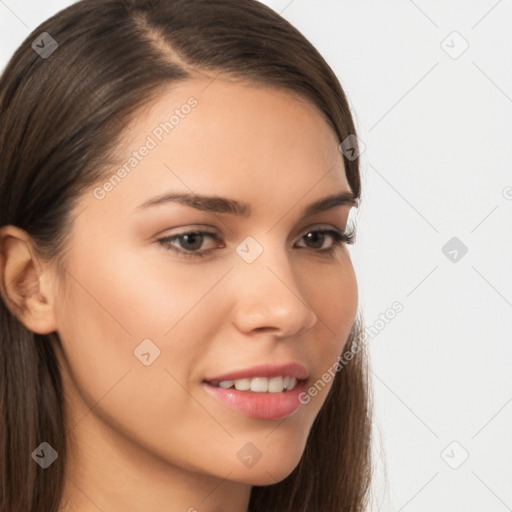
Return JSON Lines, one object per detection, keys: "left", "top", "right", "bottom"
{"left": 231, "top": 234, "right": 317, "bottom": 336}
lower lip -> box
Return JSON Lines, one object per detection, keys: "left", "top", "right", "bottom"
{"left": 202, "top": 380, "right": 307, "bottom": 420}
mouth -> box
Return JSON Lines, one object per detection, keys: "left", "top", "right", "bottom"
{"left": 202, "top": 378, "right": 308, "bottom": 420}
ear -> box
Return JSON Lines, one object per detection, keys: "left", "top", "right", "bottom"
{"left": 0, "top": 225, "right": 58, "bottom": 334}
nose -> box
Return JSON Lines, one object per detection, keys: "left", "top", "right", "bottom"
{"left": 229, "top": 242, "right": 318, "bottom": 338}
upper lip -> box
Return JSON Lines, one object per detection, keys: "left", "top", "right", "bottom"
{"left": 204, "top": 362, "right": 309, "bottom": 383}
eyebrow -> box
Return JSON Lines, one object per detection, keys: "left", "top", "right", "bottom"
{"left": 136, "top": 189, "right": 358, "bottom": 217}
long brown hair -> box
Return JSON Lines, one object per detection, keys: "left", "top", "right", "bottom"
{"left": 0, "top": 1, "right": 372, "bottom": 510}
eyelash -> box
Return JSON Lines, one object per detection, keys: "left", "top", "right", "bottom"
{"left": 156, "top": 227, "right": 355, "bottom": 259}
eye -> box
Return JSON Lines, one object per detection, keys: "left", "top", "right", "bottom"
{"left": 157, "top": 230, "right": 223, "bottom": 259}
{"left": 295, "top": 228, "right": 354, "bottom": 253}
{"left": 156, "top": 226, "right": 355, "bottom": 259}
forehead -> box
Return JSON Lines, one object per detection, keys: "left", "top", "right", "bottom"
{"left": 91, "top": 77, "right": 350, "bottom": 213}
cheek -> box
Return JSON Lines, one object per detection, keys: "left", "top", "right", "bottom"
{"left": 53, "top": 244, "right": 235, "bottom": 467}
{"left": 54, "top": 234, "right": 232, "bottom": 396}
{"left": 298, "top": 258, "right": 358, "bottom": 407}
{"left": 305, "top": 256, "right": 358, "bottom": 348}
{"left": 62, "top": 234, "right": 229, "bottom": 338}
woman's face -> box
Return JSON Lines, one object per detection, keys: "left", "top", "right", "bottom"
{"left": 51, "top": 77, "right": 358, "bottom": 491}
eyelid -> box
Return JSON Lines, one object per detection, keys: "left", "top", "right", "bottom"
{"left": 297, "top": 222, "right": 347, "bottom": 235}
{"left": 155, "top": 224, "right": 219, "bottom": 237}
{"left": 156, "top": 222, "right": 348, "bottom": 243}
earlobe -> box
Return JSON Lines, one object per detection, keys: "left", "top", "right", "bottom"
{"left": 0, "top": 225, "right": 58, "bottom": 334}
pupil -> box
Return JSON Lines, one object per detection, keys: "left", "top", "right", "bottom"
{"left": 180, "top": 233, "right": 203, "bottom": 251}
{"left": 306, "top": 231, "right": 324, "bottom": 249}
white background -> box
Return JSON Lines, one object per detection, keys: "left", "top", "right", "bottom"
{"left": 1, "top": 1, "right": 511, "bottom": 511}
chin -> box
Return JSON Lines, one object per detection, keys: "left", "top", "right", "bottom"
{"left": 231, "top": 451, "right": 304, "bottom": 486}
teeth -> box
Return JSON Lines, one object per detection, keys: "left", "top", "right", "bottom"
{"left": 234, "top": 378, "right": 251, "bottom": 391}
{"left": 215, "top": 376, "right": 298, "bottom": 392}
{"left": 218, "top": 380, "right": 235, "bottom": 389}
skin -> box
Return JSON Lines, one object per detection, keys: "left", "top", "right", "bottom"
{"left": 0, "top": 76, "right": 358, "bottom": 512}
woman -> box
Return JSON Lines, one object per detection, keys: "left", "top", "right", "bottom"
{"left": 0, "top": 0, "right": 372, "bottom": 511}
